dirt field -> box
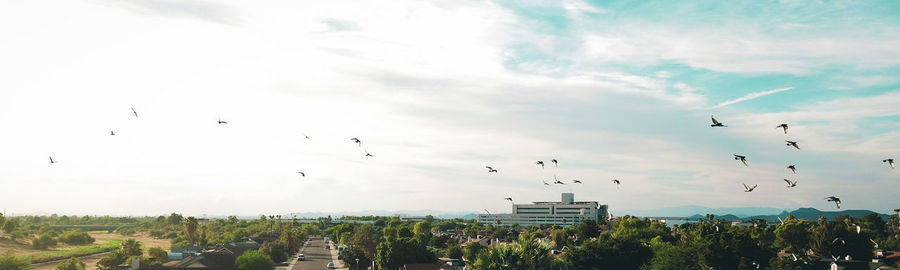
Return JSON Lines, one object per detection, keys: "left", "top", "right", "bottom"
{"left": 1, "top": 231, "right": 172, "bottom": 270}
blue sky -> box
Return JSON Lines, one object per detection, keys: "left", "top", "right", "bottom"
{"left": 0, "top": 0, "right": 898, "bottom": 216}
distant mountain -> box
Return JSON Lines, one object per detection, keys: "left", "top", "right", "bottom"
{"left": 685, "top": 208, "right": 892, "bottom": 222}
{"left": 284, "top": 210, "right": 478, "bottom": 220}
{"left": 624, "top": 205, "right": 793, "bottom": 218}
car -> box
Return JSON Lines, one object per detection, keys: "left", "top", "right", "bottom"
{"left": 327, "top": 262, "right": 336, "bottom": 269}
{"left": 297, "top": 254, "right": 304, "bottom": 261}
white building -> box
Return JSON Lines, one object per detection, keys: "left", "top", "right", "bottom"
{"left": 477, "top": 193, "right": 608, "bottom": 226}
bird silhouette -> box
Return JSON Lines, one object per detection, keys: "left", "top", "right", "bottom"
{"left": 884, "top": 159, "right": 895, "bottom": 169}
{"left": 786, "top": 165, "right": 796, "bottom": 174}
{"left": 364, "top": 148, "right": 374, "bottom": 157}
{"left": 784, "top": 179, "right": 797, "bottom": 188}
{"left": 573, "top": 179, "right": 582, "bottom": 184}
{"left": 504, "top": 197, "right": 513, "bottom": 202}
{"left": 536, "top": 160, "right": 545, "bottom": 168}
{"left": 553, "top": 176, "right": 565, "bottom": 185}
{"left": 551, "top": 159, "right": 558, "bottom": 167}
{"left": 485, "top": 166, "right": 498, "bottom": 173}
{"left": 218, "top": 118, "right": 228, "bottom": 124}
{"left": 303, "top": 133, "right": 310, "bottom": 140}
{"left": 110, "top": 130, "right": 116, "bottom": 136}
{"left": 612, "top": 179, "right": 621, "bottom": 189}
{"left": 743, "top": 183, "right": 757, "bottom": 192}
{"left": 734, "top": 154, "right": 748, "bottom": 166}
{"left": 351, "top": 138, "right": 361, "bottom": 147}
{"left": 710, "top": 115, "right": 727, "bottom": 127}
{"left": 542, "top": 180, "right": 550, "bottom": 186}
{"left": 297, "top": 171, "right": 305, "bottom": 178}
{"left": 130, "top": 107, "right": 138, "bottom": 118}
{"left": 776, "top": 123, "right": 788, "bottom": 134}
{"left": 49, "top": 156, "right": 56, "bottom": 164}
{"left": 825, "top": 196, "right": 842, "bottom": 209}
{"left": 786, "top": 140, "right": 800, "bottom": 150}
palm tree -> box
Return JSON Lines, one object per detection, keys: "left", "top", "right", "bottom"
{"left": 184, "top": 217, "right": 199, "bottom": 245}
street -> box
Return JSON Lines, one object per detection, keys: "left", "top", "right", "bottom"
{"left": 289, "top": 237, "right": 344, "bottom": 270}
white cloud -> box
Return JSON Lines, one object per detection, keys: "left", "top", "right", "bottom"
{"left": 712, "top": 87, "right": 793, "bottom": 109}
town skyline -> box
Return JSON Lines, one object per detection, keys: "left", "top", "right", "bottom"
{"left": 2, "top": 0, "right": 900, "bottom": 216}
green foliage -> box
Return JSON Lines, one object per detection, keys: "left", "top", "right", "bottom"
{"left": 0, "top": 251, "right": 33, "bottom": 270}
{"left": 32, "top": 233, "right": 58, "bottom": 250}
{"left": 166, "top": 213, "right": 183, "bottom": 226}
{"left": 338, "top": 245, "right": 371, "bottom": 269}
{"left": 446, "top": 244, "right": 463, "bottom": 261}
{"left": 57, "top": 230, "right": 95, "bottom": 245}
{"left": 375, "top": 238, "right": 437, "bottom": 270}
{"left": 20, "top": 239, "right": 122, "bottom": 264}
{"left": 148, "top": 247, "right": 168, "bottom": 262}
{"left": 96, "top": 251, "right": 127, "bottom": 270}
{"left": 563, "top": 235, "right": 652, "bottom": 270}
{"left": 463, "top": 242, "right": 484, "bottom": 265}
{"left": 119, "top": 239, "right": 142, "bottom": 257}
{"left": 183, "top": 217, "right": 199, "bottom": 246}
{"left": 475, "top": 244, "right": 522, "bottom": 270}
{"left": 2, "top": 219, "right": 18, "bottom": 234}
{"left": 235, "top": 250, "right": 275, "bottom": 270}
{"left": 260, "top": 240, "right": 287, "bottom": 263}
{"left": 55, "top": 257, "right": 86, "bottom": 270}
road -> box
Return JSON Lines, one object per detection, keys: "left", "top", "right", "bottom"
{"left": 289, "top": 237, "right": 344, "bottom": 270}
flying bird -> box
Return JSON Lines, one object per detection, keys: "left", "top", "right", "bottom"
{"left": 784, "top": 179, "right": 797, "bottom": 188}
{"left": 110, "top": 130, "right": 116, "bottom": 136}
{"left": 870, "top": 239, "right": 879, "bottom": 249}
{"left": 786, "top": 165, "right": 796, "bottom": 174}
{"left": 734, "top": 154, "right": 748, "bottom": 166}
{"left": 536, "top": 160, "right": 545, "bottom": 168}
{"left": 553, "top": 176, "right": 565, "bottom": 185}
{"left": 218, "top": 118, "right": 228, "bottom": 124}
{"left": 572, "top": 179, "right": 582, "bottom": 184}
{"left": 884, "top": 159, "right": 895, "bottom": 169}
{"left": 542, "top": 180, "right": 550, "bottom": 186}
{"left": 350, "top": 138, "right": 361, "bottom": 147}
{"left": 786, "top": 140, "right": 800, "bottom": 150}
{"left": 364, "top": 148, "right": 374, "bottom": 157}
{"left": 551, "top": 159, "right": 558, "bottom": 167}
{"left": 303, "top": 133, "right": 310, "bottom": 140}
{"left": 49, "top": 156, "right": 56, "bottom": 164}
{"left": 485, "top": 166, "right": 497, "bottom": 173}
{"left": 297, "top": 171, "right": 305, "bottom": 178}
{"left": 776, "top": 123, "right": 788, "bottom": 134}
{"left": 825, "top": 196, "right": 842, "bottom": 209}
{"left": 710, "top": 115, "right": 727, "bottom": 127}
{"left": 832, "top": 237, "right": 845, "bottom": 245}
{"left": 504, "top": 197, "right": 513, "bottom": 202}
{"left": 612, "top": 179, "right": 621, "bottom": 189}
{"left": 130, "top": 107, "right": 138, "bottom": 118}
{"left": 743, "top": 183, "right": 757, "bottom": 192}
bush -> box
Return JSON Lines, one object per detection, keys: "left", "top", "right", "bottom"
{"left": 55, "top": 257, "right": 86, "bottom": 270}
{"left": 260, "top": 241, "right": 287, "bottom": 263}
{"left": 32, "top": 233, "right": 58, "bottom": 250}
{"left": 235, "top": 250, "right": 275, "bottom": 270}
{"left": 58, "top": 230, "right": 95, "bottom": 245}
{"left": 0, "top": 251, "right": 32, "bottom": 270}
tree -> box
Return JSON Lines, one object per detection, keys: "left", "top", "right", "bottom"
{"left": 2, "top": 218, "right": 18, "bottom": 234}
{"left": 120, "top": 239, "right": 143, "bottom": 257}
{"left": 375, "top": 238, "right": 437, "bottom": 270}
{"left": 96, "top": 251, "right": 126, "bottom": 270}
{"left": 463, "top": 242, "right": 485, "bottom": 265}
{"left": 184, "top": 217, "right": 199, "bottom": 246}
{"left": 55, "top": 257, "right": 86, "bottom": 270}
{"left": 446, "top": 244, "right": 463, "bottom": 261}
{"left": 58, "top": 230, "right": 95, "bottom": 245}
{"left": 235, "top": 250, "right": 275, "bottom": 270}
{"left": 475, "top": 244, "right": 523, "bottom": 270}
{"left": 0, "top": 251, "right": 33, "bottom": 270}
{"left": 339, "top": 245, "right": 371, "bottom": 269}
{"left": 774, "top": 216, "right": 812, "bottom": 255}
{"left": 32, "top": 233, "right": 58, "bottom": 249}
{"left": 578, "top": 219, "right": 600, "bottom": 239}
{"left": 260, "top": 240, "right": 288, "bottom": 263}
{"left": 167, "top": 213, "right": 183, "bottom": 226}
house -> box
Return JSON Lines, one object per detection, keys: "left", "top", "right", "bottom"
{"left": 161, "top": 247, "right": 253, "bottom": 270}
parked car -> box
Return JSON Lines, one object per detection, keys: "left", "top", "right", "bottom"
{"left": 327, "top": 262, "right": 336, "bottom": 269}
{"left": 297, "top": 254, "right": 305, "bottom": 261}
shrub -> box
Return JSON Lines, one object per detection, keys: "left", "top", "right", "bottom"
{"left": 235, "top": 250, "right": 275, "bottom": 270}
{"left": 32, "top": 233, "right": 58, "bottom": 250}
{"left": 55, "top": 257, "right": 86, "bottom": 270}
{"left": 58, "top": 230, "right": 95, "bottom": 245}
{"left": 0, "top": 251, "right": 33, "bottom": 270}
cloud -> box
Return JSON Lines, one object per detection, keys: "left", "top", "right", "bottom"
{"left": 98, "top": 0, "right": 241, "bottom": 25}
{"left": 711, "top": 87, "right": 793, "bottom": 109}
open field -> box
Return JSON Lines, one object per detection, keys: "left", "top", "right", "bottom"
{"left": 1, "top": 231, "right": 172, "bottom": 269}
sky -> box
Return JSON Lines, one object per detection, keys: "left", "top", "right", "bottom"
{"left": 1, "top": 0, "right": 899, "bottom": 217}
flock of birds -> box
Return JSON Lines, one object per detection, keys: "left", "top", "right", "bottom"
{"left": 712, "top": 115, "right": 895, "bottom": 209}
{"left": 43, "top": 107, "right": 896, "bottom": 212}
